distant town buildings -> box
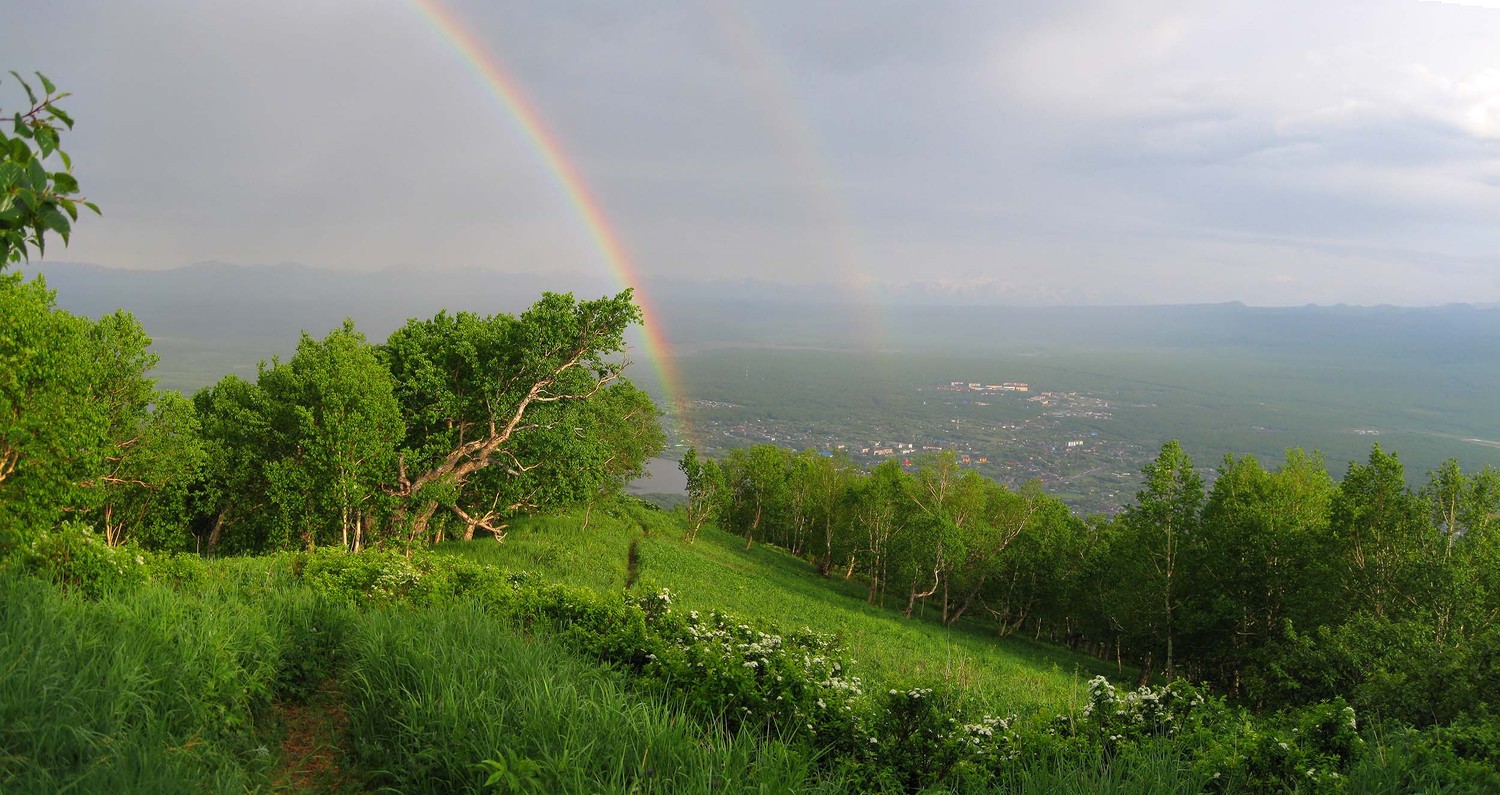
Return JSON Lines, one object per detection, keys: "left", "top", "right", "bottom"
{"left": 940, "top": 380, "right": 1030, "bottom": 393}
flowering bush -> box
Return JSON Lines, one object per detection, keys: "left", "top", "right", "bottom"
{"left": 644, "top": 600, "right": 866, "bottom": 741}
{"left": 1076, "top": 675, "right": 1214, "bottom": 744}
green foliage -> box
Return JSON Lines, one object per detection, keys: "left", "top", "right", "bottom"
{"left": 0, "top": 72, "right": 99, "bottom": 267}
{"left": 3, "top": 521, "right": 151, "bottom": 598}
{"left": 0, "top": 275, "right": 201, "bottom": 549}
{"left": 195, "top": 321, "right": 402, "bottom": 553}
{"left": 1249, "top": 614, "right": 1500, "bottom": 729}
{"left": 1352, "top": 719, "right": 1500, "bottom": 792}
{"left": 381, "top": 290, "right": 660, "bottom": 542}
{"left": 0, "top": 273, "right": 102, "bottom": 536}
{"left": 678, "top": 446, "right": 726, "bottom": 541}
{"left": 1329, "top": 445, "right": 1436, "bottom": 623}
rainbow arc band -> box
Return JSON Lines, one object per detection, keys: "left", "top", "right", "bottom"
{"left": 409, "top": 0, "right": 694, "bottom": 447}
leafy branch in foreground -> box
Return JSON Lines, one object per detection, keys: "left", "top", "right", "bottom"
{"left": 1, "top": 71, "right": 99, "bottom": 267}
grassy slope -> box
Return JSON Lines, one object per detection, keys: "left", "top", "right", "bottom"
{"left": 435, "top": 504, "right": 1126, "bottom": 717}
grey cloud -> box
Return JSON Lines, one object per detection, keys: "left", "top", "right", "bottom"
{"left": 2, "top": 0, "right": 1498, "bottom": 304}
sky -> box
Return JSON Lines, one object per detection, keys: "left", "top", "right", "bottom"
{"left": 4, "top": 0, "right": 1500, "bottom": 306}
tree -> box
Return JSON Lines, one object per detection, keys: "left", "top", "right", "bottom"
{"left": 259, "top": 321, "right": 402, "bottom": 550}
{"left": 79, "top": 311, "right": 205, "bottom": 548}
{"left": 195, "top": 323, "right": 404, "bottom": 552}
{"left": 1117, "top": 440, "right": 1203, "bottom": 680}
{"left": 192, "top": 374, "right": 275, "bottom": 554}
{"left": 718, "top": 445, "right": 790, "bottom": 550}
{"left": 1329, "top": 445, "right": 1432, "bottom": 622}
{"left": 943, "top": 479, "right": 1048, "bottom": 626}
{"left": 2, "top": 71, "right": 98, "bottom": 268}
{"left": 380, "top": 291, "right": 647, "bottom": 542}
{"left": 679, "top": 447, "right": 726, "bottom": 542}
{"left": 1193, "top": 450, "right": 1335, "bottom": 690}
{"left": 0, "top": 273, "right": 100, "bottom": 539}
{"left": 848, "top": 459, "right": 911, "bottom": 605}
{"left": 1419, "top": 460, "right": 1500, "bottom": 637}
{"left": 460, "top": 377, "right": 660, "bottom": 539}
{"left": 897, "top": 452, "right": 986, "bottom": 619}
{"left": 805, "top": 452, "right": 856, "bottom": 576}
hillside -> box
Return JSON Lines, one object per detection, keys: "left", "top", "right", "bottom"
{"left": 434, "top": 503, "right": 1125, "bottom": 716}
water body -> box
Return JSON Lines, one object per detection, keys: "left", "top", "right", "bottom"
{"left": 627, "top": 456, "right": 687, "bottom": 495}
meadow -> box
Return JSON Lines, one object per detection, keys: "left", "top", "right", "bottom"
{"left": 434, "top": 504, "right": 1123, "bottom": 717}
{"left": 6, "top": 508, "right": 1495, "bottom": 793}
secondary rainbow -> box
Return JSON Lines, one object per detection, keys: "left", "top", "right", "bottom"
{"left": 407, "top": 0, "right": 695, "bottom": 445}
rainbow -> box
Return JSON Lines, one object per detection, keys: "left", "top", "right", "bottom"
{"left": 707, "top": 2, "right": 891, "bottom": 355}
{"left": 407, "top": 0, "right": 695, "bottom": 446}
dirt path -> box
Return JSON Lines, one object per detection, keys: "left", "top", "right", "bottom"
{"left": 272, "top": 679, "right": 355, "bottom": 793}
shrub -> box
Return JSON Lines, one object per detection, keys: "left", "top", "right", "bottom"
{"left": 3, "top": 521, "right": 151, "bottom": 598}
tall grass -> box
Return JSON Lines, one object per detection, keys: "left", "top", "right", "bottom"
{"left": 344, "top": 601, "right": 848, "bottom": 793}
{"left": 1, "top": 573, "right": 271, "bottom": 791}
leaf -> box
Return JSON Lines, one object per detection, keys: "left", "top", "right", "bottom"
{"left": 36, "top": 72, "right": 55, "bottom": 95}
{"left": 84, "top": 201, "right": 100, "bottom": 216}
{"left": 51, "top": 172, "right": 78, "bottom": 194}
{"left": 47, "top": 106, "right": 73, "bottom": 130}
{"left": 26, "top": 155, "right": 46, "bottom": 189}
{"left": 35, "top": 127, "right": 56, "bottom": 158}
{"left": 41, "top": 206, "right": 71, "bottom": 236}
{"left": 8, "top": 71, "right": 37, "bottom": 105}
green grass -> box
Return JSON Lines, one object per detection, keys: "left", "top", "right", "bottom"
{"left": 435, "top": 503, "right": 1125, "bottom": 717}
{"left": 0, "top": 573, "right": 288, "bottom": 792}
{"left": 7, "top": 532, "right": 1485, "bottom": 793}
{"left": 0, "top": 560, "right": 846, "bottom": 793}
{"left": 345, "top": 602, "right": 841, "bottom": 794}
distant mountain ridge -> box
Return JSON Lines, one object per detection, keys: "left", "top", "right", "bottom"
{"left": 27, "top": 261, "right": 1500, "bottom": 362}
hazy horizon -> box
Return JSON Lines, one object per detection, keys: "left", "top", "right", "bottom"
{"left": 29, "top": 258, "right": 1500, "bottom": 311}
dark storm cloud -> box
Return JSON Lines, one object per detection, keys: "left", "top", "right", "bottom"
{"left": 2, "top": 0, "right": 1498, "bottom": 304}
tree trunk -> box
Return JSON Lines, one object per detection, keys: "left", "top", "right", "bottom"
{"left": 906, "top": 567, "right": 941, "bottom": 617}
{"left": 946, "top": 574, "right": 987, "bottom": 626}
{"left": 745, "top": 504, "right": 761, "bottom": 550}
{"left": 206, "top": 511, "right": 226, "bottom": 556}
{"left": 406, "top": 500, "right": 440, "bottom": 543}
{"left": 819, "top": 518, "right": 834, "bottom": 577}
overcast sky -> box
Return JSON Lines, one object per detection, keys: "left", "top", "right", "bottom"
{"left": 5, "top": 0, "right": 1500, "bottom": 305}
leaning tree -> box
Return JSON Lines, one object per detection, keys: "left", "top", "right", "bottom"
{"left": 381, "top": 290, "right": 657, "bottom": 542}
